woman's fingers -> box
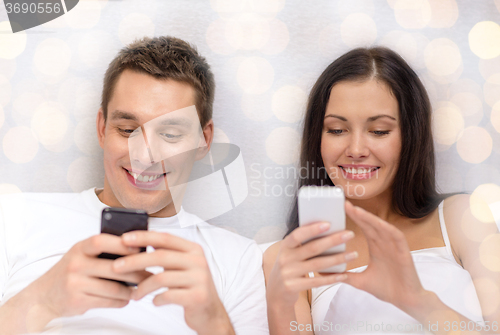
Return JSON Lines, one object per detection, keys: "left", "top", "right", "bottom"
{"left": 346, "top": 201, "right": 406, "bottom": 247}
{"left": 295, "top": 231, "right": 354, "bottom": 261}
{"left": 287, "top": 250, "right": 358, "bottom": 276}
{"left": 345, "top": 201, "right": 380, "bottom": 240}
{"left": 283, "top": 273, "right": 347, "bottom": 292}
{"left": 283, "top": 222, "right": 331, "bottom": 249}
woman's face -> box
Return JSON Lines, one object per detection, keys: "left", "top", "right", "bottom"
{"left": 321, "top": 79, "right": 401, "bottom": 200}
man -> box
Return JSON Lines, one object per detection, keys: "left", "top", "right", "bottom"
{"left": 0, "top": 36, "right": 268, "bottom": 335}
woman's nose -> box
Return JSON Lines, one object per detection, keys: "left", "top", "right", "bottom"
{"left": 345, "top": 133, "right": 369, "bottom": 159}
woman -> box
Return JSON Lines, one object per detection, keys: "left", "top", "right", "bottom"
{"left": 263, "top": 47, "right": 499, "bottom": 335}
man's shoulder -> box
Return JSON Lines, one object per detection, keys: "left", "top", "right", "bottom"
{"left": 0, "top": 191, "right": 83, "bottom": 204}
{"left": 183, "top": 211, "right": 261, "bottom": 256}
{"left": 0, "top": 190, "right": 95, "bottom": 220}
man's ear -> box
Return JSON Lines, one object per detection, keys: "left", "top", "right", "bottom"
{"left": 96, "top": 108, "right": 106, "bottom": 149}
{"left": 196, "top": 119, "right": 214, "bottom": 160}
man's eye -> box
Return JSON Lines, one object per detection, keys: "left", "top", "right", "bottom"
{"left": 118, "top": 128, "right": 137, "bottom": 136}
{"left": 161, "top": 133, "right": 181, "bottom": 140}
{"left": 327, "top": 129, "right": 343, "bottom": 135}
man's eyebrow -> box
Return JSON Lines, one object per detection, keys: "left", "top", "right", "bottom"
{"left": 110, "top": 111, "right": 194, "bottom": 126}
{"left": 110, "top": 110, "right": 138, "bottom": 122}
{"left": 324, "top": 114, "right": 397, "bottom": 122}
{"left": 159, "top": 117, "right": 193, "bottom": 126}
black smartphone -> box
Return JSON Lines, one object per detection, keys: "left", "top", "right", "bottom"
{"left": 97, "top": 207, "right": 149, "bottom": 286}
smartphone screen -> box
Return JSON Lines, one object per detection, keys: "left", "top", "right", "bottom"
{"left": 298, "top": 186, "right": 346, "bottom": 273}
{"left": 97, "top": 207, "right": 149, "bottom": 285}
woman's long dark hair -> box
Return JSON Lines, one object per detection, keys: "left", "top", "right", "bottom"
{"left": 286, "top": 47, "right": 451, "bottom": 236}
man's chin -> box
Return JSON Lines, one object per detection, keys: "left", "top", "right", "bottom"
{"left": 119, "top": 195, "right": 173, "bottom": 213}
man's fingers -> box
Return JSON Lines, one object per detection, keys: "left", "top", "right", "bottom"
{"left": 80, "top": 234, "right": 141, "bottom": 257}
{"left": 82, "top": 257, "right": 152, "bottom": 284}
{"left": 133, "top": 270, "right": 192, "bottom": 301}
{"left": 82, "top": 276, "right": 134, "bottom": 301}
{"left": 112, "top": 249, "right": 191, "bottom": 273}
{"left": 83, "top": 293, "right": 131, "bottom": 310}
{"left": 283, "top": 222, "right": 331, "bottom": 249}
{"left": 151, "top": 288, "right": 189, "bottom": 306}
{"left": 120, "top": 231, "right": 197, "bottom": 252}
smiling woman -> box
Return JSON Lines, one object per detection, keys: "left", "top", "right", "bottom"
{"left": 321, "top": 80, "right": 401, "bottom": 199}
{"left": 263, "top": 47, "right": 500, "bottom": 335}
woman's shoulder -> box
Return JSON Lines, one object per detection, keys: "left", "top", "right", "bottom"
{"left": 440, "top": 193, "right": 471, "bottom": 223}
{"left": 442, "top": 193, "right": 498, "bottom": 264}
{"left": 442, "top": 193, "right": 469, "bottom": 207}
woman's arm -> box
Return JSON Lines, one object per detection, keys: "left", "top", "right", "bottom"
{"left": 405, "top": 194, "right": 500, "bottom": 334}
{"left": 444, "top": 194, "right": 500, "bottom": 329}
{"left": 342, "top": 200, "right": 499, "bottom": 335}
{"left": 263, "top": 242, "right": 314, "bottom": 335}
{"left": 263, "top": 225, "right": 356, "bottom": 335}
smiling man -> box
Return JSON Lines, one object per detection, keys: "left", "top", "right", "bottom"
{"left": 0, "top": 36, "right": 268, "bottom": 335}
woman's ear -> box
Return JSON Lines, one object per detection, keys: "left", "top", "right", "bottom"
{"left": 96, "top": 108, "right": 106, "bottom": 149}
{"left": 196, "top": 119, "right": 214, "bottom": 160}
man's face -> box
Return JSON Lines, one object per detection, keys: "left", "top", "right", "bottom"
{"left": 96, "top": 70, "right": 213, "bottom": 217}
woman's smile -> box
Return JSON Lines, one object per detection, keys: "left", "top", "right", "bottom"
{"left": 338, "top": 165, "right": 380, "bottom": 180}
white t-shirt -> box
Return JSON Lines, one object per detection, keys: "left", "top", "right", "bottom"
{"left": 0, "top": 188, "right": 268, "bottom": 335}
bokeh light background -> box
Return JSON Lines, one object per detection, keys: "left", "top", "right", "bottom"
{"left": 1, "top": 0, "right": 500, "bottom": 242}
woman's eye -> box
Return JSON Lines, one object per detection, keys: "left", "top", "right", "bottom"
{"left": 372, "top": 130, "right": 390, "bottom": 136}
{"left": 327, "top": 129, "right": 343, "bottom": 135}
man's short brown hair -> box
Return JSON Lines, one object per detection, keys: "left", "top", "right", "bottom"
{"left": 101, "top": 36, "right": 215, "bottom": 127}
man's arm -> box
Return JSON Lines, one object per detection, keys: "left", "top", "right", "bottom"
{"left": 0, "top": 233, "right": 150, "bottom": 335}
{"left": 0, "top": 196, "right": 57, "bottom": 333}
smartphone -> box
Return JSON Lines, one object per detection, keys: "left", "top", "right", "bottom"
{"left": 298, "top": 185, "right": 346, "bottom": 273}
{"left": 97, "top": 207, "right": 149, "bottom": 286}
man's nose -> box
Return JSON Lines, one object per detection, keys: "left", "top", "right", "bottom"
{"left": 128, "top": 129, "right": 154, "bottom": 166}
{"left": 345, "top": 133, "right": 369, "bottom": 159}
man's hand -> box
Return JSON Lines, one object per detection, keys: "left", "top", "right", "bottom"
{"left": 0, "top": 233, "right": 151, "bottom": 334}
{"left": 113, "top": 231, "right": 235, "bottom": 335}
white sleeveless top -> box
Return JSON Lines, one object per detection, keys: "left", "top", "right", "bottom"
{"left": 310, "top": 201, "right": 483, "bottom": 335}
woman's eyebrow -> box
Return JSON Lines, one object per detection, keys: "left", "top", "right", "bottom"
{"left": 367, "top": 114, "right": 397, "bottom": 122}
{"left": 324, "top": 114, "right": 397, "bottom": 122}
{"left": 324, "top": 114, "right": 347, "bottom": 121}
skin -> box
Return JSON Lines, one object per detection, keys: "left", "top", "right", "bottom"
{"left": 264, "top": 79, "right": 500, "bottom": 335}
{"left": 97, "top": 70, "right": 209, "bottom": 218}
{"left": 0, "top": 70, "right": 235, "bottom": 335}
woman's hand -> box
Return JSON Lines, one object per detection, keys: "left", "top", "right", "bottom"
{"left": 265, "top": 222, "right": 357, "bottom": 309}
{"left": 342, "top": 201, "right": 429, "bottom": 311}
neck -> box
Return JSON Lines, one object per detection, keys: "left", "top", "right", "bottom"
{"left": 96, "top": 179, "right": 180, "bottom": 218}
{"left": 347, "top": 187, "right": 399, "bottom": 223}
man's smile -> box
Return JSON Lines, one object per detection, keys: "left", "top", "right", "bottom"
{"left": 123, "top": 168, "right": 168, "bottom": 189}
